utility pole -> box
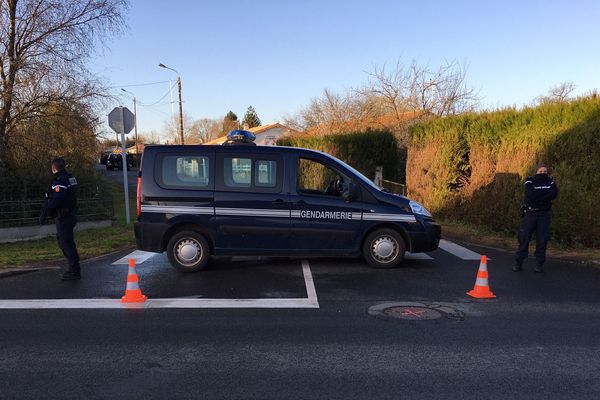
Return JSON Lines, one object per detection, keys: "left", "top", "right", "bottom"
{"left": 177, "top": 76, "right": 184, "bottom": 145}
{"left": 132, "top": 96, "right": 138, "bottom": 152}
{"left": 121, "top": 88, "right": 139, "bottom": 153}
{"left": 159, "top": 63, "right": 185, "bottom": 145}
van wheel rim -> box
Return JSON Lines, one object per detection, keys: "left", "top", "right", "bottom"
{"left": 371, "top": 236, "right": 398, "bottom": 263}
{"left": 176, "top": 239, "right": 202, "bottom": 266}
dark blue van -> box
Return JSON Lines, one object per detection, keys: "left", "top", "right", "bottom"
{"left": 134, "top": 137, "right": 440, "bottom": 272}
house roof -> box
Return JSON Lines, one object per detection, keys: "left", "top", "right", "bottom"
{"left": 204, "top": 122, "right": 299, "bottom": 145}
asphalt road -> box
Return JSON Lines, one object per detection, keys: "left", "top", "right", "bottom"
{"left": 97, "top": 163, "right": 138, "bottom": 196}
{"left": 0, "top": 240, "right": 599, "bottom": 399}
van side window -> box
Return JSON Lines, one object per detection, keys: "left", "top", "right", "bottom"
{"left": 255, "top": 160, "right": 277, "bottom": 187}
{"left": 297, "top": 158, "right": 345, "bottom": 197}
{"left": 218, "top": 155, "right": 282, "bottom": 193}
{"left": 224, "top": 157, "right": 252, "bottom": 188}
{"left": 162, "top": 156, "right": 210, "bottom": 187}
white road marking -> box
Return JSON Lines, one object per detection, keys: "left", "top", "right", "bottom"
{"left": 302, "top": 260, "right": 319, "bottom": 306}
{"left": 0, "top": 261, "right": 320, "bottom": 309}
{"left": 438, "top": 239, "right": 486, "bottom": 260}
{"left": 0, "top": 298, "right": 319, "bottom": 309}
{"left": 405, "top": 252, "right": 434, "bottom": 260}
{"left": 112, "top": 250, "right": 158, "bottom": 265}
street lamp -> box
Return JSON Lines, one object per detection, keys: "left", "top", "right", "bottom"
{"left": 158, "top": 63, "right": 184, "bottom": 145}
{"left": 120, "top": 88, "right": 138, "bottom": 154}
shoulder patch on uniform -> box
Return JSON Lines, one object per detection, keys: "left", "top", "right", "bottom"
{"left": 51, "top": 184, "right": 67, "bottom": 192}
{"left": 69, "top": 177, "right": 78, "bottom": 186}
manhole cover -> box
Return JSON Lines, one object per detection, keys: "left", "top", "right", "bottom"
{"left": 383, "top": 306, "right": 442, "bottom": 320}
{"left": 368, "top": 302, "right": 466, "bottom": 322}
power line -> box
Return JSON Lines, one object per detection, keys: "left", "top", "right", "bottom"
{"left": 138, "top": 81, "right": 177, "bottom": 107}
{"left": 110, "top": 80, "right": 171, "bottom": 88}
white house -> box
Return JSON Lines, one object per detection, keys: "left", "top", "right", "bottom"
{"left": 205, "top": 122, "right": 299, "bottom": 146}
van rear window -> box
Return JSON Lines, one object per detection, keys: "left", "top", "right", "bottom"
{"left": 161, "top": 156, "right": 210, "bottom": 188}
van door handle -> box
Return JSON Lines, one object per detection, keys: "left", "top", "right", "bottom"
{"left": 294, "top": 200, "right": 306, "bottom": 206}
{"left": 272, "top": 199, "right": 285, "bottom": 205}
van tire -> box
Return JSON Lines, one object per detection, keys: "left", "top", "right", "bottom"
{"left": 362, "top": 228, "right": 405, "bottom": 268}
{"left": 166, "top": 231, "right": 210, "bottom": 272}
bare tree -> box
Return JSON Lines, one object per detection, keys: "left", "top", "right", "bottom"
{"left": 137, "top": 129, "right": 161, "bottom": 144}
{"left": 534, "top": 82, "right": 577, "bottom": 104}
{"left": 191, "top": 118, "right": 221, "bottom": 143}
{"left": 364, "top": 59, "right": 479, "bottom": 118}
{"left": 288, "top": 88, "right": 380, "bottom": 134}
{"left": 162, "top": 112, "right": 195, "bottom": 144}
{"left": 0, "top": 0, "right": 128, "bottom": 165}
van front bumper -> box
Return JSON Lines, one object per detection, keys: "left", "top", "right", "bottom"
{"left": 134, "top": 221, "right": 166, "bottom": 253}
{"left": 409, "top": 219, "right": 441, "bottom": 252}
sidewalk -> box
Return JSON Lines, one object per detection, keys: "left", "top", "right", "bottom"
{"left": 442, "top": 224, "right": 600, "bottom": 267}
{"left": 0, "top": 245, "right": 135, "bottom": 278}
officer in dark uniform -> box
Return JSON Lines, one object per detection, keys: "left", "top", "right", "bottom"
{"left": 514, "top": 164, "right": 558, "bottom": 273}
{"left": 39, "top": 158, "right": 81, "bottom": 280}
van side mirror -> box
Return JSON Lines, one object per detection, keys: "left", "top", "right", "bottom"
{"left": 343, "top": 182, "right": 359, "bottom": 202}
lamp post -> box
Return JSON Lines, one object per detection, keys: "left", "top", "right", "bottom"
{"left": 158, "top": 63, "right": 184, "bottom": 145}
{"left": 120, "top": 88, "right": 138, "bottom": 154}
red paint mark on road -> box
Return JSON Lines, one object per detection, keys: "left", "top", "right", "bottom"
{"left": 401, "top": 308, "right": 426, "bottom": 317}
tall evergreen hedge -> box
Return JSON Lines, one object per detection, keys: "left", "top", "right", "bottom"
{"left": 277, "top": 129, "right": 400, "bottom": 182}
{"left": 408, "top": 97, "right": 600, "bottom": 247}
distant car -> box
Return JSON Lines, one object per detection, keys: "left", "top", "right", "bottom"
{"left": 100, "top": 152, "right": 111, "bottom": 165}
{"left": 106, "top": 153, "right": 134, "bottom": 171}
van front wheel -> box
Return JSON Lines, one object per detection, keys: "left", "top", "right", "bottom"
{"left": 167, "top": 231, "right": 210, "bottom": 272}
{"left": 362, "top": 228, "right": 405, "bottom": 268}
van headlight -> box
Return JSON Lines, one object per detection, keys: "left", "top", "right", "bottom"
{"left": 409, "top": 200, "right": 432, "bottom": 218}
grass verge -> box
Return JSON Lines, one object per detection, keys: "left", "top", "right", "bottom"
{"left": 0, "top": 174, "right": 136, "bottom": 268}
{"left": 440, "top": 218, "right": 600, "bottom": 265}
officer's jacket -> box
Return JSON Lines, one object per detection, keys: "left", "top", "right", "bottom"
{"left": 46, "top": 170, "right": 78, "bottom": 217}
{"left": 523, "top": 174, "right": 558, "bottom": 211}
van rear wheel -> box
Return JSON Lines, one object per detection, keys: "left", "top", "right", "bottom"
{"left": 362, "top": 228, "right": 405, "bottom": 268}
{"left": 167, "top": 231, "right": 210, "bottom": 272}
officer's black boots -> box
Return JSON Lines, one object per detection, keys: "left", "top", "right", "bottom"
{"left": 534, "top": 265, "right": 544, "bottom": 273}
{"left": 512, "top": 264, "right": 523, "bottom": 272}
{"left": 60, "top": 271, "right": 81, "bottom": 281}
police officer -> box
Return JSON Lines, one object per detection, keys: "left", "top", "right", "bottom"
{"left": 514, "top": 164, "right": 558, "bottom": 273}
{"left": 39, "top": 158, "right": 81, "bottom": 280}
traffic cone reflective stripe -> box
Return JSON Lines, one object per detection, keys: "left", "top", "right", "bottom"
{"left": 121, "top": 258, "right": 147, "bottom": 303}
{"left": 467, "top": 255, "right": 496, "bottom": 299}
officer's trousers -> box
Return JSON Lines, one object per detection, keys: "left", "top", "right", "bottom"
{"left": 515, "top": 210, "right": 551, "bottom": 267}
{"left": 56, "top": 215, "right": 80, "bottom": 273}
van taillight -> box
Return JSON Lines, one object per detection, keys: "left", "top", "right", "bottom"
{"left": 137, "top": 175, "right": 142, "bottom": 218}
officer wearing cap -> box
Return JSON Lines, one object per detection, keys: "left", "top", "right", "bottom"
{"left": 39, "top": 158, "right": 81, "bottom": 280}
{"left": 514, "top": 164, "right": 558, "bottom": 273}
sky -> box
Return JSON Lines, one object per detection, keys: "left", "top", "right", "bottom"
{"left": 92, "top": 0, "right": 600, "bottom": 140}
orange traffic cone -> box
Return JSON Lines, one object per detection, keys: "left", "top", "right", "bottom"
{"left": 466, "top": 255, "right": 496, "bottom": 299}
{"left": 121, "top": 258, "right": 147, "bottom": 303}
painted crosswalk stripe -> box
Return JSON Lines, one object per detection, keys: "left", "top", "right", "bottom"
{"left": 405, "top": 252, "right": 434, "bottom": 260}
{"left": 438, "top": 239, "right": 485, "bottom": 260}
{"left": 112, "top": 250, "right": 158, "bottom": 265}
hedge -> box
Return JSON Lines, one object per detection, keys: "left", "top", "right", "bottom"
{"left": 407, "top": 97, "right": 600, "bottom": 247}
{"left": 277, "top": 129, "right": 400, "bottom": 182}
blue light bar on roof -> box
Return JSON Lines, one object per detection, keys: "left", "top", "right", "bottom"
{"left": 227, "top": 130, "right": 256, "bottom": 142}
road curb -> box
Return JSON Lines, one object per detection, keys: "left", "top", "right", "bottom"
{"left": 442, "top": 233, "right": 600, "bottom": 267}
{"left": 0, "top": 246, "right": 136, "bottom": 279}
{"left": 0, "top": 266, "right": 61, "bottom": 278}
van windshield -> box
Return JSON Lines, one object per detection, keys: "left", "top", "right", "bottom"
{"left": 323, "top": 153, "right": 382, "bottom": 192}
